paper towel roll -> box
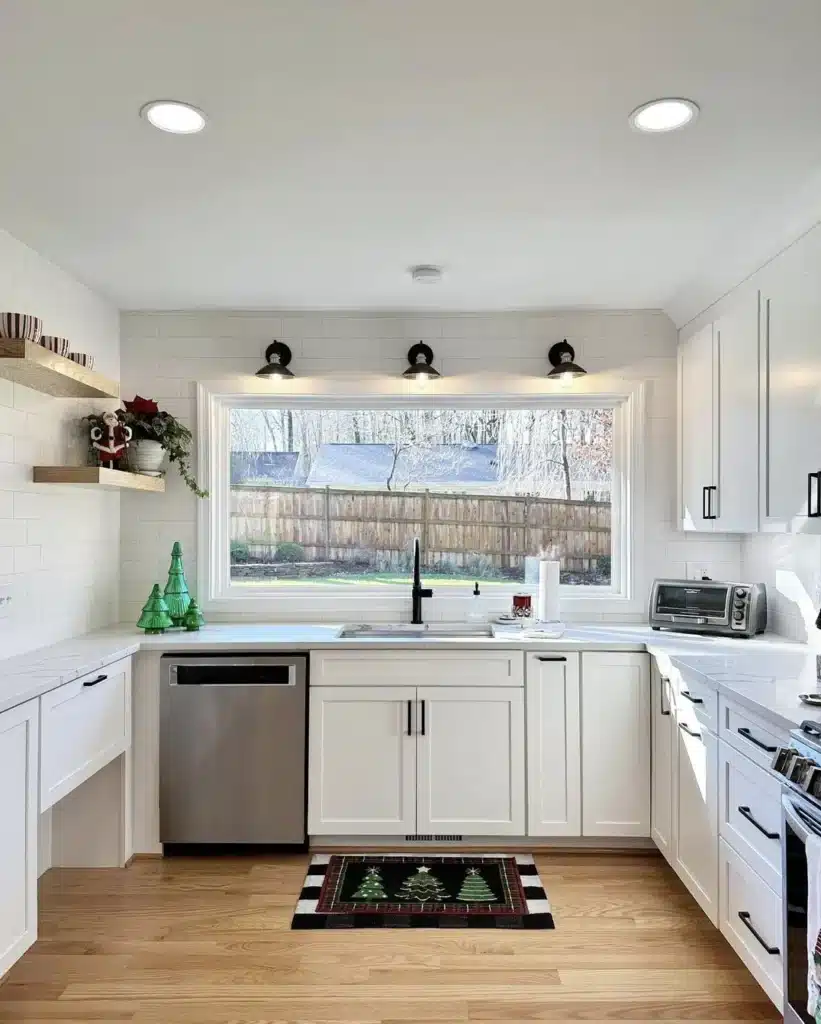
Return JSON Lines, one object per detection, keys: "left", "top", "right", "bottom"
{"left": 537, "top": 559, "right": 560, "bottom": 622}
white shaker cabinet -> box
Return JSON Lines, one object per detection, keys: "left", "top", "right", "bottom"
{"left": 679, "top": 293, "right": 759, "bottom": 533}
{"left": 416, "top": 687, "right": 525, "bottom": 836}
{"left": 581, "top": 652, "right": 651, "bottom": 837}
{"left": 674, "top": 710, "right": 719, "bottom": 925}
{"left": 308, "top": 686, "right": 416, "bottom": 835}
{"left": 0, "top": 698, "right": 39, "bottom": 979}
{"left": 650, "top": 663, "right": 675, "bottom": 864}
{"left": 759, "top": 230, "right": 821, "bottom": 532}
{"left": 526, "top": 653, "right": 581, "bottom": 836}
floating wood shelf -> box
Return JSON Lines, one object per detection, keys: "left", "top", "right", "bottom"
{"left": 0, "top": 340, "right": 119, "bottom": 399}
{"left": 33, "top": 467, "right": 165, "bottom": 492}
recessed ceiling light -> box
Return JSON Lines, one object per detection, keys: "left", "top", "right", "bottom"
{"left": 629, "top": 98, "right": 699, "bottom": 133}
{"left": 140, "top": 100, "right": 206, "bottom": 134}
{"left": 409, "top": 265, "right": 444, "bottom": 284}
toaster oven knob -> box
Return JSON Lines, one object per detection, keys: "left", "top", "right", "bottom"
{"left": 736, "top": 588, "right": 747, "bottom": 599}
{"left": 733, "top": 610, "right": 745, "bottom": 622}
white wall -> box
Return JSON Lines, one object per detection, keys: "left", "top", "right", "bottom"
{"left": 120, "top": 309, "right": 741, "bottom": 624}
{"left": 0, "top": 229, "right": 120, "bottom": 658}
{"left": 742, "top": 535, "right": 821, "bottom": 644}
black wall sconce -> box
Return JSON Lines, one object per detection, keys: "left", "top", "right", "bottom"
{"left": 256, "top": 341, "right": 295, "bottom": 379}
{"left": 403, "top": 342, "right": 441, "bottom": 380}
{"left": 547, "top": 340, "right": 587, "bottom": 381}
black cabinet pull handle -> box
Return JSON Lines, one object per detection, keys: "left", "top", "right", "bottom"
{"left": 702, "top": 484, "right": 717, "bottom": 520}
{"left": 82, "top": 673, "right": 108, "bottom": 688}
{"left": 537, "top": 656, "right": 566, "bottom": 662}
{"left": 659, "top": 676, "right": 670, "bottom": 716}
{"left": 738, "top": 805, "right": 779, "bottom": 840}
{"left": 809, "top": 471, "right": 821, "bottom": 518}
{"left": 737, "top": 727, "right": 777, "bottom": 753}
{"left": 407, "top": 699, "right": 413, "bottom": 737}
{"left": 420, "top": 699, "right": 426, "bottom": 737}
{"left": 702, "top": 485, "right": 709, "bottom": 520}
{"left": 680, "top": 689, "right": 703, "bottom": 705}
{"left": 679, "top": 721, "right": 702, "bottom": 739}
{"left": 738, "top": 911, "right": 780, "bottom": 955}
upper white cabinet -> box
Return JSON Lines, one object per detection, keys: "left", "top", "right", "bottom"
{"left": 679, "top": 292, "right": 759, "bottom": 533}
{"left": 580, "top": 652, "right": 651, "bottom": 837}
{"left": 0, "top": 699, "right": 38, "bottom": 979}
{"left": 759, "top": 230, "right": 821, "bottom": 532}
{"left": 526, "top": 653, "right": 581, "bottom": 836}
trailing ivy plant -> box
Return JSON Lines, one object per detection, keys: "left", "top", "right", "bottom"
{"left": 120, "top": 396, "right": 208, "bottom": 497}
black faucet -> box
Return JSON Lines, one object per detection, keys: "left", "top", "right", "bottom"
{"left": 411, "top": 537, "right": 433, "bottom": 624}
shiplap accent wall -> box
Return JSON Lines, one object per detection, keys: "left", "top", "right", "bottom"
{"left": 0, "top": 230, "right": 120, "bottom": 658}
{"left": 120, "top": 309, "right": 742, "bottom": 624}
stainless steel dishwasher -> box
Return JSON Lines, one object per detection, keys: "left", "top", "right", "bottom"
{"left": 159, "top": 654, "right": 307, "bottom": 848}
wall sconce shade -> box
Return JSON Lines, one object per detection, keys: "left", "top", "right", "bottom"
{"left": 547, "top": 340, "right": 587, "bottom": 380}
{"left": 256, "top": 341, "right": 294, "bottom": 379}
{"left": 403, "top": 342, "right": 440, "bottom": 380}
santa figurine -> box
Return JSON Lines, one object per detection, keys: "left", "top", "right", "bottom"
{"left": 90, "top": 411, "right": 132, "bottom": 469}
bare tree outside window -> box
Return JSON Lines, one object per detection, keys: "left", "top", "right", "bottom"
{"left": 229, "top": 407, "right": 613, "bottom": 587}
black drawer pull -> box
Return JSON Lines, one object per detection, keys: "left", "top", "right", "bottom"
{"left": 659, "top": 677, "right": 670, "bottom": 716}
{"left": 420, "top": 699, "right": 426, "bottom": 737}
{"left": 679, "top": 721, "right": 702, "bottom": 739}
{"left": 808, "top": 471, "right": 821, "bottom": 518}
{"left": 407, "top": 699, "right": 413, "bottom": 737}
{"left": 738, "top": 805, "right": 779, "bottom": 840}
{"left": 737, "top": 727, "right": 776, "bottom": 753}
{"left": 82, "top": 673, "right": 108, "bottom": 688}
{"left": 738, "top": 911, "right": 780, "bottom": 955}
{"left": 537, "top": 656, "right": 566, "bottom": 662}
{"left": 680, "top": 689, "right": 703, "bottom": 705}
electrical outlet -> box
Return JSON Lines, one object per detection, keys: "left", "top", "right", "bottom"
{"left": 686, "top": 563, "right": 712, "bottom": 581}
{"left": 0, "top": 584, "right": 12, "bottom": 619}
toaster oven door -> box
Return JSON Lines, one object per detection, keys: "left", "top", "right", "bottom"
{"left": 653, "top": 582, "right": 731, "bottom": 624}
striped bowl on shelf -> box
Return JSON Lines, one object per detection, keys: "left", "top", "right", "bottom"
{"left": 68, "top": 352, "right": 95, "bottom": 369}
{"left": 40, "top": 335, "right": 71, "bottom": 357}
{"left": 0, "top": 312, "right": 42, "bottom": 343}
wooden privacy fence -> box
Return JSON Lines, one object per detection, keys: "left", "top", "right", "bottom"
{"left": 231, "top": 485, "right": 610, "bottom": 572}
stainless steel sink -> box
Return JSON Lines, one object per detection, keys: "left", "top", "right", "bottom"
{"left": 339, "top": 623, "right": 494, "bottom": 639}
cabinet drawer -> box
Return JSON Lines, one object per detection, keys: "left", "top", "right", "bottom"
{"left": 311, "top": 651, "right": 523, "bottom": 688}
{"left": 40, "top": 657, "right": 131, "bottom": 811}
{"left": 719, "top": 698, "right": 786, "bottom": 774}
{"left": 719, "top": 839, "right": 783, "bottom": 1010}
{"left": 719, "top": 739, "right": 782, "bottom": 892}
{"left": 672, "top": 670, "right": 717, "bottom": 733}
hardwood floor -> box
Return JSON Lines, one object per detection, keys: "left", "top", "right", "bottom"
{"left": 0, "top": 852, "right": 779, "bottom": 1022}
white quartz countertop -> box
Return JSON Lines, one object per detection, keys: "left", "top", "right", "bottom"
{"left": 0, "top": 621, "right": 810, "bottom": 727}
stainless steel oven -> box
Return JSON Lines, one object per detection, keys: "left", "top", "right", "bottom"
{"left": 773, "top": 721, "right": 821, "bottom": 1023}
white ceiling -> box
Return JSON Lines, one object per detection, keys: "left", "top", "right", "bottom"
{"left": 2, "top": 0, "right": 821, "bottom": 320}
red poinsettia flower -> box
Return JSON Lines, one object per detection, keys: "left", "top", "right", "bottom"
{"left": 124, "top": 395, "right": 159, "bottom": 416}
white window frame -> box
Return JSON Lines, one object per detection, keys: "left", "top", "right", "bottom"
{"left": 197, "top": 375, "right": 646, "bottom": 620}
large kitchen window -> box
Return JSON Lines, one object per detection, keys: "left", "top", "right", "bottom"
{"left": 225, "top": 405, "right": 616, "bottom": 590}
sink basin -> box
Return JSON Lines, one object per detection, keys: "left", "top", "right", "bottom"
{"left": 339, "top": 623, "right": 494, "bottom": 639}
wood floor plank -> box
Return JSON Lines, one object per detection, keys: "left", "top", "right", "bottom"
{"left": 0, "top": 852, "right": 780, "bottom": 1023}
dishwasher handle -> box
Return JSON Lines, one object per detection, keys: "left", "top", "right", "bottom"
{"left": 169, "top": 663, "right": 297, "bottom": 686}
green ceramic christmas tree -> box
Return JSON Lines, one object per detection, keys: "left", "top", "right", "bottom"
{"left": 163, "top": 541, "right": 191, "bottom": 626}
{"left": 456, "top": 867, "right": 496, "bottom": 903}
{"left": 136, "top": 584, "right": 174, "bottom": 634}
{"left": 183, "top": 598, "right": 205, "bottom": 631}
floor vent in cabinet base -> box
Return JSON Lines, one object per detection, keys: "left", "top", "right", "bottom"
{"left": 404, "top": 834, "right": 464, "bottom": 842}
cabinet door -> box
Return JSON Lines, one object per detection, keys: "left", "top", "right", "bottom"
{"left": 0, "top": 699, "right": 38, "bottom": 980}
{"left": 416, "top": 687, "right": 525, "bottom": 836}
{"left": 713, "top": 293, "right": 760, "bottom": 532}
{"left": 308, "top": 686, "right": 415, "bottom": 835}
{"left": 760, "top": 232, "right": 821, "bottom": 532}
{"left": 580, "top": 653, "right": 651, "bottom": 837}
{"left": 650, "top": 665, "right": 675, "bottom": 864}
{"left": 526, "top": 654, "right": 581, "bottom": 836}
{"left": 679, "top": 321, "right": 716, "bottom": 531}
{"left": 674, "top": 719, "right": 719, "bottom": 925}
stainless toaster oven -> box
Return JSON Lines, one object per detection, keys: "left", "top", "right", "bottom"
{"left": 649, "top": 578, "right": 767, "bottom": 637}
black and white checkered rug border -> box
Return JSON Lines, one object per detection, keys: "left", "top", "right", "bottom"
{"left": 292, "top": 853, "right": 554, "bottom": 930}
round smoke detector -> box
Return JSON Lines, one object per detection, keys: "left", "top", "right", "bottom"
{"left": 409, "top": 265, "right": 444, "bottom": 284}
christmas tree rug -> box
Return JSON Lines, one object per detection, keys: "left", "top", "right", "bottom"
{"left": 291, "top": 853, "right": 554, "bottom": 929}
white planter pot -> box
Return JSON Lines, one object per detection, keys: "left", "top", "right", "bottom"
{"left": 131, "top": 439, "right": 166, "bottom": 476}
